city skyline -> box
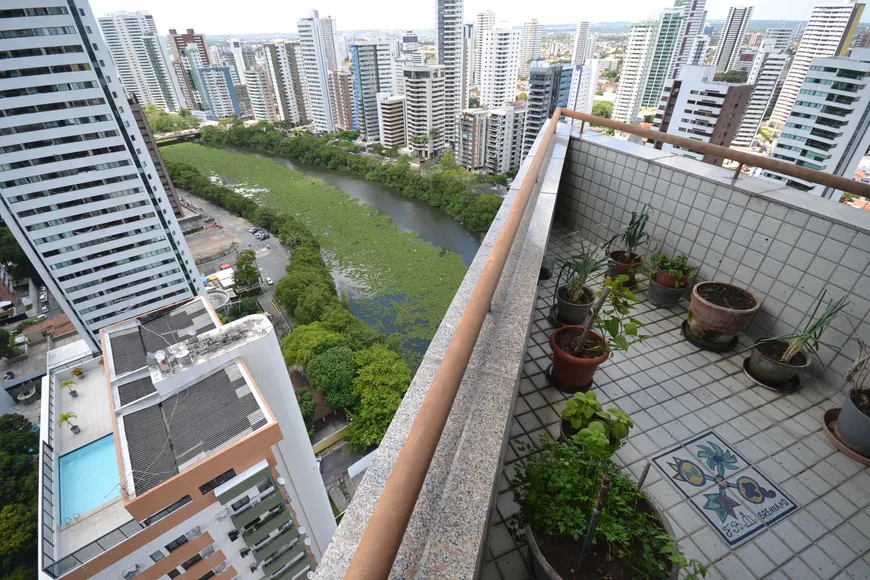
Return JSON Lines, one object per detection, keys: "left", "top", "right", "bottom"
{"left": 87, "top": 0, "right": 870, "bottom": 35}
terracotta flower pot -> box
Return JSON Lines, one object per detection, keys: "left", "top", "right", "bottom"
{"left": 607, "top": 250, "right": 642, "bottom": 288}
{"left": 655, "top": 269, "right": 687, "bottom": 289}
{"left": 555, "top": 285, "right": 595, "bottom": 325}
{"left": 550, "top": 327, "right": 608, "bottom": 392}
{"left": 748, "top": 340, "right": 810, "bottom": 387}
{"left": 686, "top": 282, "right": 759, "bottom": 349}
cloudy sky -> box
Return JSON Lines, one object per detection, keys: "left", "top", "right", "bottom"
{"left": 88, "top": 0, "right": 869, "bottom": 35}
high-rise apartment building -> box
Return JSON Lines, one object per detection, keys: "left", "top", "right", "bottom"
{"left": 747, "top": 32, "right": 764, "bottom": 47}
{"left": 735, "top": 46, "right": 759, "bottom": 73}
{"left": 0, "top": 0, "right": 202, "bottom": 350}
{"left": 764, "top": 48, "right": 870, "bottom": 198}
{"left": 765, "top": 27, "right": 794, "bottom": 52}
{"left": 228, "top": 39, "right": 253, "bottom": 85}
{"left": 486, "top": 102, "right": 526, "bottom": 174}
{"left": 246, "top": 68, "right": 279, "bottom": 123}
{"left": 168, "top": 28, "right": 211, "bottom": 112}
{"left": 714, "top": 6, "right": 754, "bottom": 72}
{"left": 328, "top": 70, "right": 354, "bottom": 131}
{"left": 479, "top": 26, "right": 521, "bottom": 108}
{"left": 393, "top": 56, "right": 413, "bottom": 96}
{"left": 38, "top": 296, "right": 336, "bottom": 579}
{"left": 613, "top": 21, "right": 656, "bottom": 122}
{"left": 265, "top": 41, "right": 308, "bottom": 125}
{"left": 462, "top": 23, "right": 474, "bottom": 106}
{"left": 519, "top": 19, "right": 543, "bottom": 77}
{"left": 196, "top": 67, "right": 242, "bottom": 120}
{"left": 584, "top": 34, "right": 598, "bottom": 62}
{"left": 473, "top": 10, "right": 496, "bottom": 87}
{"left": 403, "top": 30, "right": 420, "bottom": 52}
{"left": 376, "top": 93, "right": 407, "bottom": 148}
{"left": 97, "top": 11, "right": 183, "bottom": 112}
{"left": 179, "top": 44, "right": 208, "bottom": 111}
{"left": 320, "top": 15, "right": 340, "bottom": 69}
{"left": 457, "top": 109, "right": 488, "bottom": 170}
{"left": 641, "top": 9, "right": 686, "bottom": 107}
{"left": 854, "top": 26, "right": 870, "bottom": 48}
{"left": 128, "top": 97, "right": 184, "bottom": 218}
{"left": 571, "top": 22, "right": 591, "bottom": 66}
{"left": 522, "top": 62, "right": 571, "bottom": 158}
{"left": 568, "top": 60, "right": 601, "bottom": 115}
{"left": 298, "top": 10, "right": 335, "bottom": 132}
{"left": 672, "top": 0, "right": 708, "bottom": 74}
{"left": 732, "top": 40, "right": 789, "bottom": 147}
{"left": 350, "top": 41, "right": 395, "bottom": 141}
{"left": 437, "top": 0, "right": 466, "bottom": 143}
{"left": 651, "top": 65, "right": 752, "bottom": 165}
{"left": 688, "top": 34, "right": 710, "bottom": 65}
{"left": 403, "top": 65, "right": 447, "bottom": 159}
{"left": 770, "top": 2, "right": 865, "bottom": 126}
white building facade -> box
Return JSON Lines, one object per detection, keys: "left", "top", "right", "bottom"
{"left": 457, "top": 108, "right": 488, "bottom": 170}
{"left": 473, "top": 10, "right": 495, "bottom": 87}
{"left": 298, "top": 10, "right": 335, "bottom": 132}
{"left": 404, "top": 65, "right": 447, "bottom": 159}
{"left": 264, "top": 41, "right": 308, "bottom": 125}
{"left": 714, "top": 6, "right": 754, "bottom": 72}
{"left": 437, "top": 0, "right": 465, "bottom": 143}
{"left": 567, "top": 60, "right": 601, "bottom": 115}
{"left": 519, "top": 19, "right": 543, "bottom": 77}
{"left": 571, "top": 22, "right": 591, "bottom": 66}
{"left": 640, "top": 8, "right": 686, "bottom": 108}
{"left": 351, "top": 41, "right": 395, "bottom": 141}
{"left": 376, "top": 93, "right": 406, "bottom": 148}
{"left": 613, "top": 21, "right": 656, "bottom": 123}
{"left": 486, "top": 102, "right": 525, "bottom": 174}
{"left": 245, "top": 67, "right": 279, "bottom": 123}
{"left": 732, "top": 40, "right": 789, "bottom": 147}
{"left": 478, "top": 26, "right": 521, "bottom": 108}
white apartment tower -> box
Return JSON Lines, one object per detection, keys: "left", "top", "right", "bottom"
{"left": 571, "top": 22, "right": 592, "bottom": 66}
{"left": 613, "top": 21, "right": 657, "bottom": 122}
{"left": 168, "top": 28, "right": 211, "bottom": 113}
{"left": 437, "top": 0, "right": 465, "bottom": 144}
{"left": 228, "top": 39, "right": 249, "bottom": 84}
{"left": 298, "top": 10, "right": 335, "bottom": 132}
{"left": 265, "top": 41, "right": 308, "bottom": 125}
{"left": 641, "top": 8, "right": 686, "bottom": 107}
{"left": 327, "top": 69, "right": 354, "bottom": 131}
{"left": 457, "top": 108, "right": 488, "bottom": 170}
{"left": 351, "top": 41, "right": 395, "bottom": 142}
{"left": 376, "top": 93, "right": 407, "bottom": 148}
{"left": 519, "top": 19, "right": 543, "bottom": 77}
{"left": 486, "top": 102, "right": 525, "bottom": 174}
{"left": 714, "top": 6, "right": 754, "bottom": 72}
{"left": 462, "top": 22, "right": 474, "bottom": 106}
{"left": 473, "top": 10, "right": 495, "bottom": 87}
{"left": 770, "top": 2, "right": 865, "bottom": 125}
{"left": 0, "top": 0, "right": 203, "bottom": 351}
{"left": 404, "top": 65, "right": 447, "bottom": 159}
{"left": 764, "top": 48, "right": 870, "bottom": 198}
{"left": 479, "top": 26, "right": 521, "bottom": 108}
{"left": 568, "top": 60, "right": 601, "bottom": 115}
{"left": 245, "top": 67, "right": 279, "bottom": 123}
{"left": 732, "top": 40, "right": 789, "bottom": 147}
{"left": 688, "top": 34, "right": 710, "bottom": 66}
{"left": 97, "top": 11, "right": 183, "bottom": 111}
{"left": 672, "top": 0, "right": 708, "bottom": 74}
{"left": 765, "top": 27, "right": 793, "bottom": 53}
{"left": 320, "top": 15, "right": 340, "bottom": 70}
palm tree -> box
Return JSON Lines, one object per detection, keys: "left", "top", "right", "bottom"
{"left": 61, "top": 379, "right": 78, "bottom": 398}
{"left": 58, "top": 412, "right": 80, "bottom": 434}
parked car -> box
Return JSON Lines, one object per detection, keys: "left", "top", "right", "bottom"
{"left": 248, "top": 227, "right": 258, "bottom": 233}
{"left": 41, "top": 304, "right": 49, "bottom": 313}
{"left": 266, "top": 277, "right": 274, "bottom": 285}
{"left": 259, "top": 234, "right": 270, "bottom": 240}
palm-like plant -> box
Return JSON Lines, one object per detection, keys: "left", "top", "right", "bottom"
{"left": 58, "top": 411, "right": 78, "bottom": 432}
{"left": 608, "top": 204, "right": 652, "bottom": 259}
{"left": 762, "top": 292, "right": 849, "bottom": 363}
{"left": 61, "top": 379, "right": 77, "bottom": 397}
{"left": 561, "top": 247, "right": 609, "bottom": 303}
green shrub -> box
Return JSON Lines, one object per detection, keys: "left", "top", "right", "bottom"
{"left": 282, "top": 323, "right": 341, "bottom": 367}
{"left": 295, "top": 389, "right": 317, "bottom": 433}
{"left": 307, "top": 346, "right": 358, "bottom": 410}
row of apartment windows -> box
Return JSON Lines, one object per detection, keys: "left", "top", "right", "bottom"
{"left": 80, "top": 277, "right": 182, "bottom": 315}
{"left": 0, "top": 26, "right": 75, "bottom": 38}
{"left": 37, "top": 209, "right": 151, "bottom": 246}
{"left": 0, "top": 80, "right": 97, "bottom": 99}
{"left": 2, "top": 159, "right": 131, "bottom": 190}
{"left": 45, "top": 223, "right": 155, "bottom": 258}
{"left": 0, "top": 44, "right": 83, "bottom": 60}
{"left": 17, "top": 184, "right": 136, "bottom": 218}
{"left": 86, "top": 287, "right": 188, "bottom": 325}
{"left": 1, "top": 144, "right": 126, "bottom": 173}
{"left": 9, "top": 172, "right": 136, "bottom": 204}
{"left": 0, "top": 97, "right": 106, "bottom": 118}
{"left": 50, "top": 232, "right": 162, "bottom": 270}
{"left": 0, "top": 129, "right": 118, "bottom": 155}
{"left": 61, "top": 243, "right": 168, "bottom": 282}
{"left": 0, "top": 114, "right": 111, "bottom": 137}
{"left": 0, "top": 6, "right": 69, "bottom": 18}
{"left": 72, "top": 266, "right": 180, "bottom": 305}
{"left": 28, "top": 197, "right": 145, "bottom": 232}
{"left": 0, "top": 62, "right": 91, "bottom": 79}
{"left": 66, "top": 255, "right": 174, "bottom": 293}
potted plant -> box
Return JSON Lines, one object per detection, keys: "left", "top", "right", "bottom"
{"left": 684, "top": 281, "right": 760, "bottom": 350}
{"left": 550, "top": 275, "right": 645, "bottom": 391}
{"left": 71, "top": 367, "right": 85, "bottom": 381}
{"left": 58, "top": 412, "right": 80, "bottom": 434}
{"left": 747, "top": 293, "right": 848, "bottom": 388}
{"left": 836, "top": 338, "right": 870, "bottom": 457}
{"left": 648, "top": 252, "right": 696, "bottom": 308}
{"left": 553, "top": 246, "right": 609, "bottom": 325}
{"left": 61, "top": 379, "right": 78, "bottom": 398}
{"left": 510, "top": 438, "right": 706, "bottom": 580}
{"left": 560, "top": 391, "right": 633, "bottom": 454}
{"left": 606, "top": 205, "right": 651, "bottom": 288}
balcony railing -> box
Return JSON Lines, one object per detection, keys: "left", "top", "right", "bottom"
{"left": 315, "top": 109, "right": 870, "bottom": 580}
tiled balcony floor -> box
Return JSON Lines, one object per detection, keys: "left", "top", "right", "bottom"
{"left": 482, "top": 224, "right": 870, "bottom": 580}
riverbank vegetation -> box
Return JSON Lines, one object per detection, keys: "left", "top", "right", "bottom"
{"left": 0, "top": 414, "right": 39, "bottom": 579}
{"left": 144, "top": 105, "right": 200, "bottom": 133}
{"left": 166, "top": 159, "right": 411, "bottom": 449}
{"left": 199, "top": 123, "right": 504, "bottom": 233}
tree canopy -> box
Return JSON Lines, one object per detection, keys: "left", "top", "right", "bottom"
{"left": 0, "top": 414, "right": 38, "bottom": 578}
{"left": 592, "top": 101, "right": 613, "bottom": 120}
{"left": 306, "top": 346, "right": 358, "bottom": 411}
{"left": 233, "top": 249, "right": 260, "bottom": 289}
{"left": 713, "top": 69, "right": 748, "bottom": 83}
{"left": 144, "top": 104, "right": 200, "bottom": 134}
{"left": 0, "top": 228, "right": 37, "bottom": 282}
{"left": 296, "top": 389, "right": 317, "bottom": 433}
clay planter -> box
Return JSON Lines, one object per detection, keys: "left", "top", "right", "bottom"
{"left": 838, "top": 389, "right": 870, "bottom": 457}
{"left": 550, "top": 327, "right": 608, "bottom": 392}
{"left": 685, "top": 282, "right": 760, "bottom": 350}
{"left": 747, "top": 340, "right": 810, "bottom": 388}
{"left": 648, "top": 277, "right": 686, "bottom": 308}
{"left": 655, "top": 269, "right": 685, "bottom": 288}
{"left": 555, "top": 285, "right": 595, "bottom": 325}
{"left": 607, "top": 251, "right": 642, "bottom": 288}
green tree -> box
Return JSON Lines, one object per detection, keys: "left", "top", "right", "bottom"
{"left": 0, "top": 415, "right": 36, "bottom": 456}
{"left": 143, "top": 104, "right": 200, "bottom": 133}
{"left": 0, "top": 330, "right": 16, "bottom": 360}
{"left": 592, "top": 101, "right": 613, "bottom": 119}
{"left": 307, "top": 346, "right": 359, "bottom": 410}
{"left": 282, "top": 322, "right": 341, "bottom": 367}
{"left": 294, "top": 285, "right": 338, "bottom": 326}
{"left": 233, "top": 249, "right": 260, "bottom": 289}
{"left": 0, "top": 228, "right": 37, "bottom": 282}
{"left": 516, "top": 92, "right": 528, "bottom": 101}
{"left": 296, "top": 389, "right": 317, "bottom": 433}
{"left": 439, "top": 153, "right": 458, "bottom": 170}
{"left": 0, "top": 504, "right": 37, "bottom": 568}
{"left": 713, "top": 69, "right": 748, "bottom": 83}
{"left": 602, "top": 69, "right": 620, "bottom": 83}
{"left": 468, "top": 96, "right": 480, "bottom": 107}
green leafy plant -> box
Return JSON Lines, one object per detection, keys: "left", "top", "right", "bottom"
{"left": 757, "top": 291, "right": 848, "bottom": 363}
{"left": 60, "top": 379, "right": 75, "bottom": 389}
{"left": 561, "top": 392, "right": 634, "bottom": 453}
{"left": 70, "top": 367, "right": 83, "bottom": 377}
{"left": 560, "top": 246, "right": 609, "bottom": 304}
{"left": 608, "top": 204, "right": 652, "bottom": 259}
{"left": 649, "top": 252, "right": 696, "bottom": 288}
{"left": 57, "top": 412, "right": 77, "bottom": 429}
{"left": 572, "top": 275, "right": 645, "bottom": 358}
{"left": 845, "top": 338, "right": 870, "bottom": 411}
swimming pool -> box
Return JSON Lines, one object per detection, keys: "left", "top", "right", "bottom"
{"left": 58, "top": 435, "right": 122, "bottom": 523}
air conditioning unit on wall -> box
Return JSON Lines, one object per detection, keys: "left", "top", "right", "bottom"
{"left": 122, "top": 564, "right": 141, "bottom": 579}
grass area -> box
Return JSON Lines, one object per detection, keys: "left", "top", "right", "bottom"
{"left": 163, "top": 143, "right": 467, "bottom": 345}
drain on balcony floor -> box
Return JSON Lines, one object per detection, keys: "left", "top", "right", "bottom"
{"left": 653, "top": 431, "right": 798, "bottom": 546}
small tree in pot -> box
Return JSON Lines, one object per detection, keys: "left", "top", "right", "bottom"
{"left": 550, "top": 275, "right": 646, "bottom": 391}
{"left": 61, "top": 379, "right": 78, "bottom": 398}
{"left": 747, "top": 293, "right": 848, "bottom": 388}
{"left": 553, "top": 246, "right": 609, "bottom": 325}
{"left": 58, "top": 412, "right": 80, "bottom": 434}
{"left": 71, "top": 367, "right": 85, "bottom": 381}
{"left": 837, "top": 338, "right": 870, "bottom": 458}
{"left": 648, "top": 253, "right": 695, "bottom": 308}
{"left": 606, "top": 205, "right": 651, "bottom": 288}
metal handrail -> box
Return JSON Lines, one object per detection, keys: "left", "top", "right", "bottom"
{"left": 342, "top": 107, "right": 870, "bottom": 579}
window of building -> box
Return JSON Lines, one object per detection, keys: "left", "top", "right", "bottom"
{"left": 198, "top": 572, "right": 216, "bottom": 580}
{"left": 164, "top": 534, "right": 189, "bottom": 553}
{"left": 230, "top": 495, "right": 250, "bottom": 512}
{"left": 199, "top": 469, "right": 236, "bottom": 495}
{"left": 150, "top": 550, "right": 165, "bottom": 562}
{"left": 181, "top": 554, "right": 202, "bottom": 570}
{"left": 167, "top": 570, "right": 181, "bottom": 579}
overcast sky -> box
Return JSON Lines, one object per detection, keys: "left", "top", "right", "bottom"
{"left": 88, "top": 0, "right": 869, "bottom": 35}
